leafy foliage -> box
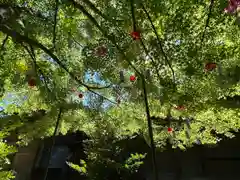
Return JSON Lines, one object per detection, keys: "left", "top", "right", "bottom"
{"left": 66, "top": 160, "right": 87, "bottom": 174}
{"left": 0, "top": 0, "right": 240, "bottom": 179}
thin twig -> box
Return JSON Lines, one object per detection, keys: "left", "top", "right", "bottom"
{"left": 80, "top": 0, "right": 125, "bottom": 38}
{"left": 71, "top": 35, "right": 84, "bottom": 47}
{"left": 81, "top": 0, "right": 109, "bottom": 20}
{"left": 200, "top": 0, "right": 214, "bottom": 48}
{"left": 0, "top": 25, "right": 116, "bottom": 104}
{"left": 130, "top": 0, "right": 136, "bottom": 31}
{"left": 140, "top": 39, "right": 162, "bottom": 83}
{"left": 70, "top": 0, "right": 142, "bottom": 76}
{"left": 130, "top": 2, "right": 158, "bottom": 179}
{"left": 52, "top": 0, "right": 59, "bottom": 50}
{"left": 141, "top": 3, "right": 175, "bottom": 86}
{"left": 22, "top": 44, "right": 52, "bottom": 93}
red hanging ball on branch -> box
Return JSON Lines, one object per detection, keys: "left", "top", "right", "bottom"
{"left": 78, "top": 93, "right": 84, "bottom": 99}
{"left": 175, "top": 105, "right": 185, "bottom": 111}
{"left": 95, "top": 46, "right": 107, "bottom": 57}
{"left": 224, "top": 0, "right": 240, "bottom": 14}
{"left": 168, "top": 127, "right": 173, "bottom": 132}
{"left": 130, "top": 31, "right": 140, "bottom": 40}
{"left": 130, "top": 75, "right": 136, "bottom": 82}
{"left": 205, "top": 62, "right": 217, "bottom": 71}
{"left": 28, "top": 78, "right": 36, "bottom": 87}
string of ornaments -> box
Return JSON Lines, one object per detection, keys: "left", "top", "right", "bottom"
{"left": 20, "top": 0, "right": 232, "bottom": 142}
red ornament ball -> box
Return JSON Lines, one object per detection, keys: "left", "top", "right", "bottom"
{"left": 28, "top": 78, "right": 36, "bottom": 87}
{"left": 96, "top": 46, "right": 107, "bottom": 57}
{"left": 168, "top": 127, "right": 173, "bottom": 132}
{"left": 224, "top": 0, "right": 240, "bottom": 14}
{"left": 130, "top": 75, "right": 136, "bottom": 82}
{"left": 205, "top": 63, "right": 217, "bottom": 71}
{"left": 175, "top": 105, "right": 185, "bottom": 111}
{"left": 130, "top": 31, "right": 140, "bottom": 40}
{"left": 78, "top": 93, "right": 84, "bottom": 99}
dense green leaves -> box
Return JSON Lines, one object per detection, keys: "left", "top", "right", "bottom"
{"left": 1, "top": 0, "right": 240, "bottom": 179}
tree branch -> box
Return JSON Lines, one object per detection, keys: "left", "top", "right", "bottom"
{"left": 70, "top": 0, "right": 142, "bottom": 76}
{"left": 141, "top": 4, "right": 176, "bottom": 86}
{"left": 71, "top": 35, "right": 83, "bottom": 47}
{"left": 81, "top": 0, "right": 109, "bottom": 20}
{"left": 129, "top": 0, "right": 162, "bottom": 85}
{"left": 80, "top": 0, "right": 125, "bottom": 38}
{"left": 129, "top": 2, "right": 158, "bottom": 179}
{"left": 140, "top": 39, "right": 162, "bottom": 83}
{"left": 130, "top": 0, "right": 136, "bottom": 31}
{"left": 52, "top": 0, "right": 59, "bottom": 50}
{"left": 22, "top": 44, "right": 52, "bottom": 93}
{"left": 0, "top": 25, "right": 116, "bottom": 104}
{"left": 200, "top": 0, "right": 214, "bottom": 47}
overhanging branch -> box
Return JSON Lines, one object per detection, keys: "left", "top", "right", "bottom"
{"left": 140, "top": 39, "right": 162, "bottom": 83}
{"left": 130, "top": 0, "right": 136, "bottom": 31}
{"left": 22, "top": 44, "right": 52, "bottom": 93}
{"left": 52, "top": 0, "right": 59, "bottom": 50}
{"left": 80, "top": 0, "right": 126, "bottom": 38}
{"left": 130, "top": 2, "right": 158, "bottom": 180}
{"left": 200, "top": 0, "right": 214, "bottom": 48}
{"left": 0, "top": 25, "right": 116, "bottom": 104}
{"left": 70, "top": 0, "right": 142, "bottom": 76}
{"left": 141, "top": 3, "right": 176, "bottom": 86}
{"left": 81, "top": 0, "right": 109, "bottom": 20}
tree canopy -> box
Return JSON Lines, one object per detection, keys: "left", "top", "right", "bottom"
{"left": 0, "top": 0, "right": 240, "bottom": 179}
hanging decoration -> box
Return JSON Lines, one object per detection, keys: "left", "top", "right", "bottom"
{"left": 185, "top": 118, "right": 191, "bottom": 140}
{"left": 75, "top": 86, "right": 87, "bottom": 100}
{"left": 217, "top": 63, "right": 223, "bottom": 76}
{"left": 95, "top": 46, "right": 107, "bottom": 57}
{"left": 130, "top": 31, "right": 141, "bottom": 40}
{"left": 113, "top": 84, "right": 122, "bottom": 104}
{"left": 168, "top": 127, "right": 173, "bottom": 133}
{"left": 28, "top": 77, "right": 36, "bottom": 87}
{"left": 78, "top": 93, "right": 84, "bottom": 99}
{"left": 145, "top": 69, "right": 151, "bottom": 80}
{"left": 89, "top": 72, "right": 95, "bottom": 81}
{"left": 205, "top": 62, "right": 217, "bottom": 71}
{"left": 224, "top": 0, "right": 240, "bottom": 14}
{"left": 130, "top": 74, "right": 136, "bottom": 82}
{"left": 119, "top": 70, "right": 125, "bottom": 83}
{"left": 175, "top": 105, "right": 185, "bottom": 111}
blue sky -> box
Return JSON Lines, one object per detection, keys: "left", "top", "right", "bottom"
{"left": 78, "top": 70, "right": 114, "bottom": 109}
{"left": 0, "top": 70, "right": 114, "bottom": 114}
